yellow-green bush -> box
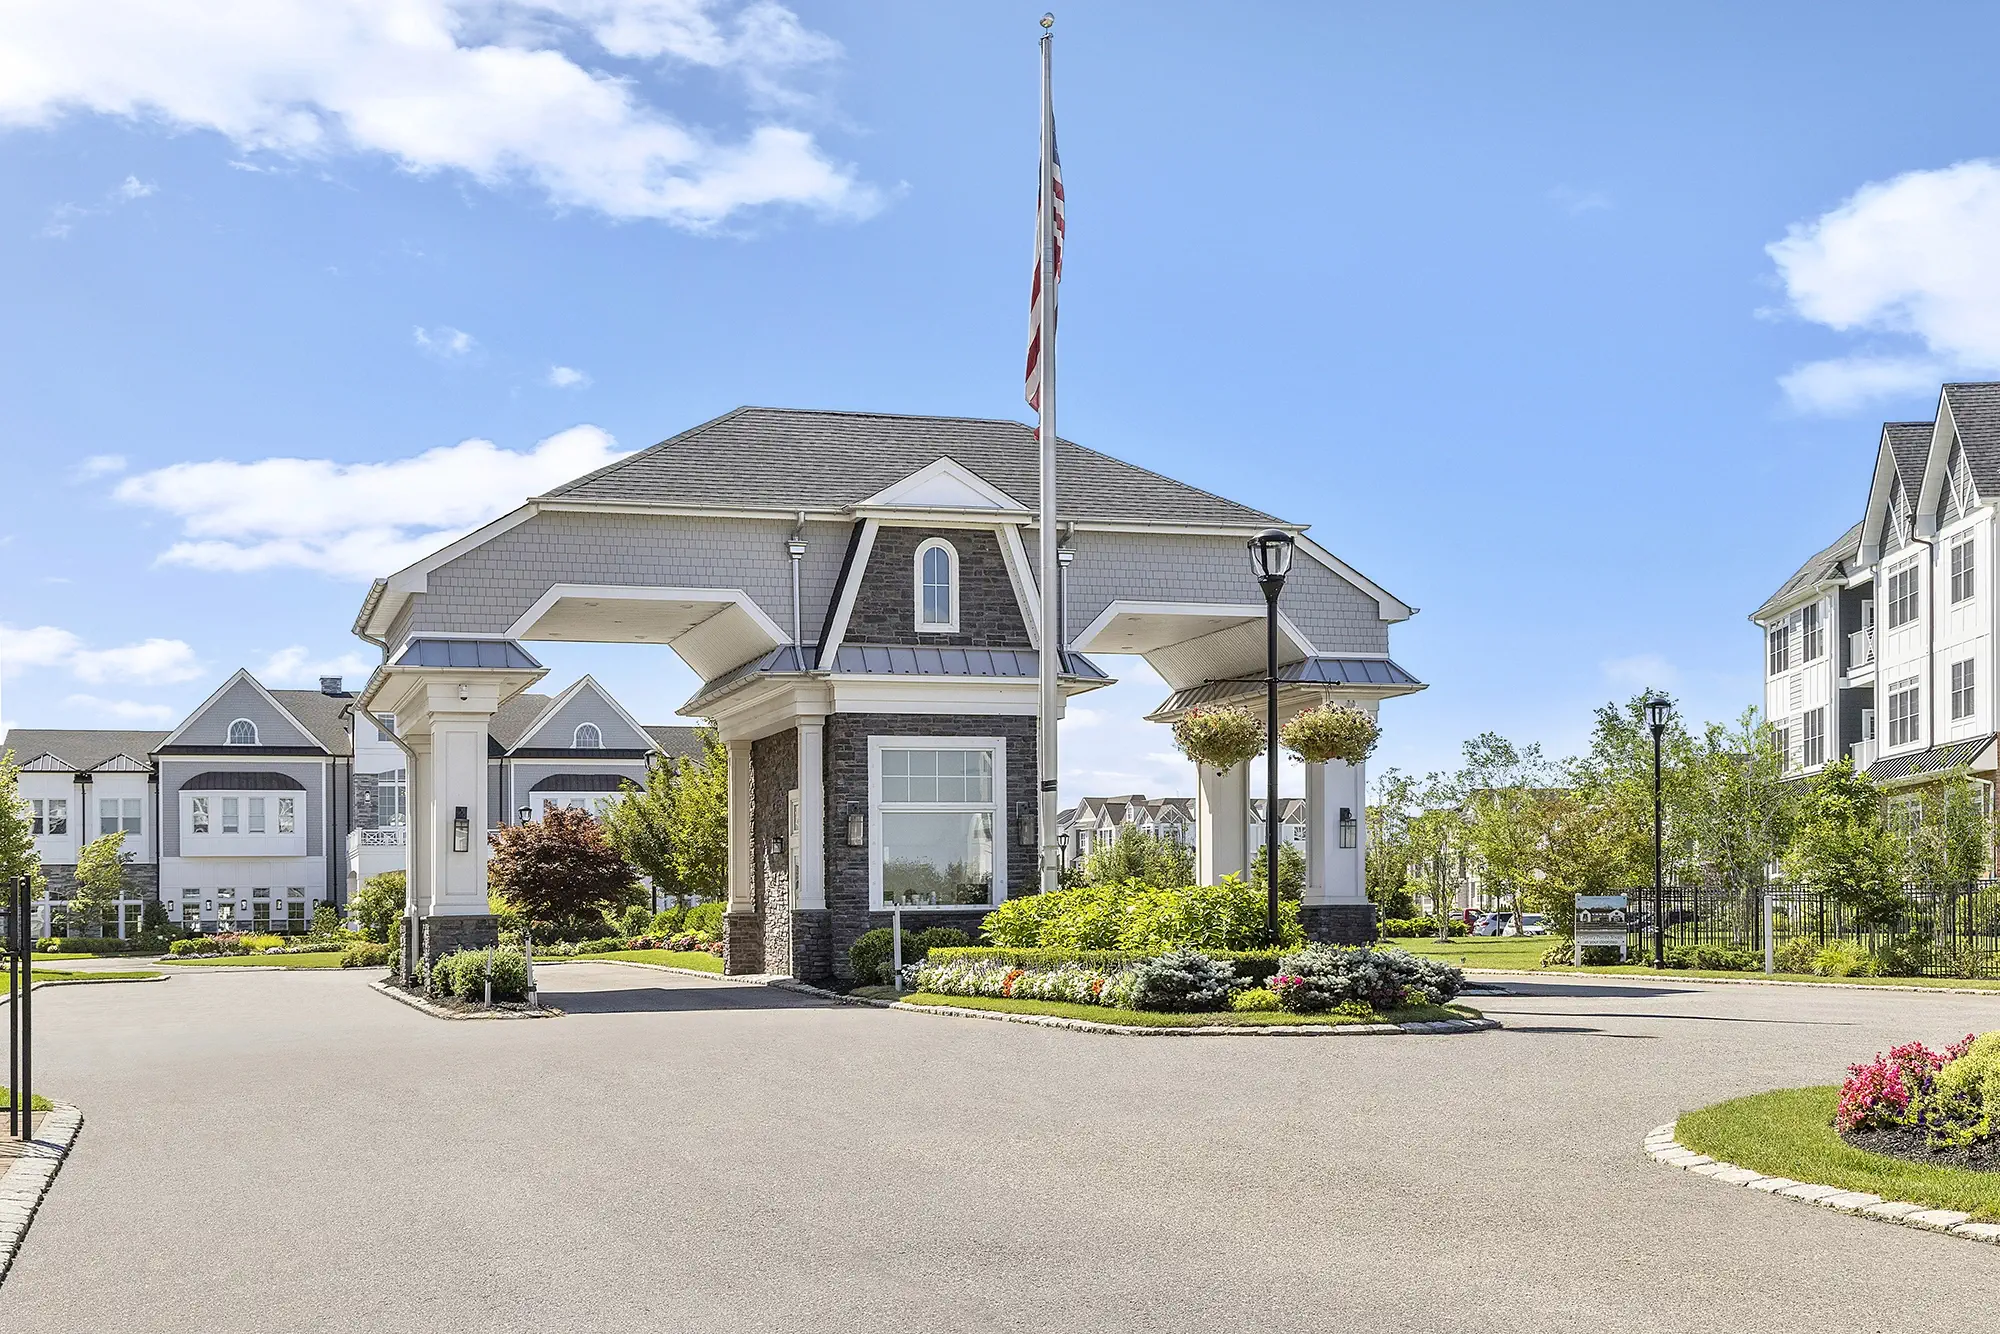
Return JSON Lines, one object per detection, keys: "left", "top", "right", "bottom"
{"left": 981, "top": 876, "right": 1300, "bottom": 952}
{"left": 1930, "top": 1031, "right": 2000, "bottom": 1148}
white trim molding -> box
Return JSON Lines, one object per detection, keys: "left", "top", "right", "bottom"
{"left": 914, "top": 537, "right": 961, "bottom": 634}
{"left": 866, "top": 733, "right": 1007, "bottom": 912}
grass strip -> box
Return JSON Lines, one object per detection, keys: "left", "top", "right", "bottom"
{"left": 894, "top": 992, "right": 1476, "bottom": 1028}
{"left": 1383, "top": 937, "right": 2000, "bottom": 989}
{"left": 0, "top": 1087, "right": 54, "bottom": 1112}
{"left": 1677, "top": 1086, "right": 2000, "bottom": 1221}
{"left": 161, "top": 952, "right": 348, "bottom": 969}
{"left": 27, "top": 968, "right": 164, "bottom": 984}
{"left": 579, "top": 949, "right": 724, "bottom": 973}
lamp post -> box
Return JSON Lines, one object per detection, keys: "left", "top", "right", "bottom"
{"left": 1644, "top": 693, "right": 1674, "bottom": 968}
{"left": 1248, "top": 528, "right": 1295, "bottom": 945}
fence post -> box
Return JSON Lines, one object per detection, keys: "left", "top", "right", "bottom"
{"left": 1763, "top": 893, "right": 1775, "bottom": 974}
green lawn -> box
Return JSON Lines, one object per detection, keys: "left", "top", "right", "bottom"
{"left": 581, "top": 949, "right": 724, "bottom": 973}
{"left": 892, "top": 991, "right": 1479, "bottom": 1028}
{"left": 1677, "top": 1086, "right": 2000, "bottom": 1221}
{"left": 29, "top": 969, "right": 163, "bottom": 984}
{"left": 0, "top": 1087, "right": 53, "bottom": 1112}
{"left": 1382, "top": 937, "right": 2000, "bottom": 989}
{"left": 161, "top": 951, "right": 349, "bottom": 969}
{"left": 31, "top": 951, "right": 154, "bottom": 962}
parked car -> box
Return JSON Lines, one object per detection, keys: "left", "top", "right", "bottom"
{"left": 1473, "top": 911, "right": 1550, "bottom": 937}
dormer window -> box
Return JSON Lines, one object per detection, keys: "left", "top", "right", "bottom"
{"left": 227, "top": 719, "right": 259, "bottom": 746}
{"left": 574, "top": 723, "right": 602, "bottom": 749}
{"left": 915, "top": 538, "right": 959, "bottom": 633}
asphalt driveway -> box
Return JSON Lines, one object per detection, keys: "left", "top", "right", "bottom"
{"left": 1, "top": 963, "right": 1994, "bottom": 1332}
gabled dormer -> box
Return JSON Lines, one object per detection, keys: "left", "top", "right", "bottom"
{"left": 157, "top": 669, "right": 327, "bottom": 754}
{"left": 505, "top": 675, "right": 656, "bottom": 756}
{"left": 1858, "top": 421, "right": 1935, "bottom": 566}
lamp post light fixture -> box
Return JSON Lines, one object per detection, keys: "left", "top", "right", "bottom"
{"left": 452, "top": 806, "right": 471, "bottom": 854}
{"left": 845, "top": 805, "right": 866, "bottom": 848}
{"left": 518, "top": 806, "right": 533, "bottom": 825}
{"left": 1247, "top": 527, "right": 1296, "bottom": 945}
{"left": 1643, "top": 693, "right": 1674, "bottom": 968}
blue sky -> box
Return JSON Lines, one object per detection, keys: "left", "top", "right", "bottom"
{"left": 5, "top": 1, "right": 2000, "bottom": 799}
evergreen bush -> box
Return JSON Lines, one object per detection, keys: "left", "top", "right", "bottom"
{"left": 1124, "top": 948, "right": 1238, "bottom": 1012}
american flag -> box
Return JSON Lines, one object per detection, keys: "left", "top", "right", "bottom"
{"left": 1024, "top": 128, "right": 1064, "bottom": 412}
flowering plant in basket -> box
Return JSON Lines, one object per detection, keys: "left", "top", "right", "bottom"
{"left": 1171, "top": 706, "right": 1266, "bottom": 772}
{"left": 1279, "top": 704, "right": 1380, "bottom": 765}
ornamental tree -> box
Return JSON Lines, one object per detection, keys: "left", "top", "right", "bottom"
{"left": 70, "top": 830, "right": 127, "bottom": 935}
{"left": 488, "top": 805, "right": 640, "bottom": 933}
{"left": 1782, "top": 758, "right": 1902, "bottom": 925}
{"left": 352, "top": 871, "right": 406, "bottom": 943}
{"left": 0, "top": 751, "right": 43, "bottom": 903}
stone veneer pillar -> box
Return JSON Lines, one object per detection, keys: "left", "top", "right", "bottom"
{"left": 722, "top": 738, "right": 763, "bottom": 974}
{"left": 1196, "top": 760, "right": 1250, "bottom": 886}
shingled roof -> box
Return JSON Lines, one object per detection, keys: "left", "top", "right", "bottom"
{"left": 542, "top": 407, "right": 1280, "bottom": 527}
{"left": 1944, "top": 383, "right": 2000, "bottom": 496}
{"left": 1, "top": 729, "right": 171, "bottom": 773}
{"left": 1884, "top": 420, "right": 1934, "bottom": 493}
{"left": 1754, "top": 521, "right": 1863, "bottom": 622}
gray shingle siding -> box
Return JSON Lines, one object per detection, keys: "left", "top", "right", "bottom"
{"left": 1063, "top": 530, "right": 1389, "bottom": 654}
{"left": 158, "top": 758, "right": 328, "bottom": 858}
{"left": 525, "top": 686, "right": 649, "bottom": 751}
{"left": 179, "top": 678, "right": 316, "bottom": 749}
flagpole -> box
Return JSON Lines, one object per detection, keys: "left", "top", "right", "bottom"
{"left": 1036, "top": 13, "right": 1061, "bottom": 894}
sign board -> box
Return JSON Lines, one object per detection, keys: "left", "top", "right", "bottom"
{"left": 1573, "top": 894, "right": 1629, "bottom": 963}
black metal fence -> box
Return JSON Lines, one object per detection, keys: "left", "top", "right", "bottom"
{"left": 1619, "top": 883, "right": 2000, "bottom": 978}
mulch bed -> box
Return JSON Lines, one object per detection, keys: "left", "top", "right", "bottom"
{"left": 1840, "top": 1124, "right": 2000, "bottom": 1173}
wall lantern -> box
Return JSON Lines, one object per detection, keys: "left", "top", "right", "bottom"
{"left": 1016, "top": 802, "right": 1035, "bottom": 847}
{"left": 769, "top": 834, "right": 787, "bottom": 859}
{"left": 1339, "top": 806, "right": 1358, "bottom": 849}
{"left": 453, "top": 806, "right": 471, "bottom": 853}
{"left": 518, "top": 806, "right": 533, "bottom": 825}
{"left": 846, "top": 805, "right": 866, "bottom": 848}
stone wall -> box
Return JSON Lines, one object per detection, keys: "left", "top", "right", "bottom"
{"left": 752, "top": 728, "right": 797, "bottom": 975}
{"left": 823, "top": 712, "right": 1037, "bottom": 980}
{"left": 36, "top": 863, "right": 159, "bottom": 902}
{"left": 846, "top": 527, "right": 1032, "bottom": 648}
{"left": 1301, "top": 903, "right": 1377, "bottom": 946}
{"left": 418, "top": 914, "right": 499, "bottom": 962}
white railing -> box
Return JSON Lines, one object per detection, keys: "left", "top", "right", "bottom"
{"left": 1852, "top": 738, "right": 1876, "bottom": 771}
{"left": 1848, "top": 628, "right": 1874, "bottom": 669}
{"left": 350, "top": 827, "right": 405, "bottom": 848}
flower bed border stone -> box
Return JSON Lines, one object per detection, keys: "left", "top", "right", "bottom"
{"left": 1644, "top": 1120, "right": 2000, "bottom": 1245}
{"left": 368, "top": 979, "right": 562, "bottom": 1020}
{"left": 0, "top": 1100, "right": 83, "bottom": 1284}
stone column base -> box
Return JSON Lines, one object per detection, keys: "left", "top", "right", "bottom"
{"left": 1301, "top": 903, "right": 1377, "bottom": 946}
{"left": 724, "top": 910, "right": 765, "bottom": 975}
{"left": 789, "top": 910, "right": 833, "bottom": 983}
{"left": 417, "top": 914, "right": 499, "bottom": 965}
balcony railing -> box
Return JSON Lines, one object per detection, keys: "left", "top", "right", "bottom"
{"left": 349, "top": 827, "right": 405, "bottom": 849}
{"left": 1851, "top": 738, "right": 1876, "bottom": 771}
{"left": 1847, "top": 628, "right": 1875, "bottom": 670}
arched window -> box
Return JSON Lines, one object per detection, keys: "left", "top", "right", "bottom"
{"left": 573, "top": 723, "right": 602, "bottom": 749}
{"left": 915, "top": 538, "right": 958, "bottom": 633}
{"left": 227, "top": 719, "right": 258, "bottom": 746}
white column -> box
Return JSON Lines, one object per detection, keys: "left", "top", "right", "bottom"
{"left": 1196, "top": 760, "right": 1250, "bottom": 885}
{"left": 405, "top": 731, "right": 434, "bottom": 916}
{"left": 1305, "top": 757, "right": 1368, "bottom": 905}
{"left": 796, "top": 721, "right": 826, "bottom": 911}
{"left": 726, "top": 739, "right": 754, "bottom": 913}
{"left": 425, "top": 702, "right": 494, "bottom": 916}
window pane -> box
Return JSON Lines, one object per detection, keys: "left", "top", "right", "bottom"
{"left": 101, "top": 799, "right": 119, "bottom": 835}
{"left": 122, "top": 798, "right": 142, "bottom": 833}
{"left": 190, "top": 797, "right": 209, "bottom": 835}
{"left": 278, "top": 797, "right": 296, "bottom": 834}
{"left": 882, "top": 811, "right": 994, "bottom": 906}
{"left": 248, "top": 798, "right": 266, "bottom": 835}
{"left": 222, "top": 798, "right": 239, "bottom": 834}
{"left": 47, "top": 799, "right": 65, "bottom": 834}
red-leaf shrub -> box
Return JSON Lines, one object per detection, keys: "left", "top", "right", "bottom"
{"left": 1835, "top": 1035, "right": 1976, "bottom": 1133}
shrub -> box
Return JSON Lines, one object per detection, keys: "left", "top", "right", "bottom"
{"left": 1773, "top": 937, "right": 1820, "bottom": 975}
{"left": 1835, "top": 1035, "right": 1971, "bottom": 1134}
{"left": 649, "top": 906, "right": 686, "bottom": 935}
{"left": 1278, "top": 703, "right": 1379, "bottom": 764}
{"left": 930, "top": 946, "right": 1287, "bottom": 987}
{"left": 1383, "top": 917, "right": 1468, "bottom": 938}
{"left": 618, "top": 904, "right": 653, "bottom": 938}
{"left": 242, "top": 933, "right": 286, "bottom": 953}
{"left": 911, "top": 926, "right": 970, "bottom": 954}
{"left": 1541, "top": 940, "right": 1625, "bottom": 966}
{"left": 1871, "top": 933, "right": 1931, "bottom": 978}
{"left": 847, "top": 927, "right": 966, "bottom": 983}
{"left": 38, "top": 935, "right": 144, "bottom": 954}
{"left": 1230, "top": 987, "right": 1282, "bottom": 1012}
{"left": 311, "top": 904, "right": 340, "bottom": 939}
{"left": 981, "top": 877, "right": 1299, "bottom": 952}
{"left": 684, "top": 901, "right": 725, "bottom": 937}
{"left": 1170, "top": 705, "right": 1265, "bottom": 771}
{"left": 169, "top": 937, "right": 219, "bottom": 956}
{"left": 433, "top": 947, "right": 530, "bottom": 1003}
{"left": 1812, "top": 940, "right": 1875, "bottom": 978}
{"left": 1664, "top": 943, "right": 1760, "bottom": 972}
{"left": 340, "top": 942, "right": 391, "bottom": 969}
{"left": 1124, "top": 948, "right": 1237, "bottom": 1012}
{"left": 1270, "top": 945, "right": 1462, "bottom": 1014}
{"left": 1930, "top": 1032, "right": 2000, "bottom": 1148}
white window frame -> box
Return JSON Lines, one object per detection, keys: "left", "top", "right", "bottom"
{"left": 1802, "top": 707, "right": 1825, "bottom": 769}
{"left": 573, "top": 722, "right": 603, "bottom": 749}
{"left": 1951, "top": 535, "right": 1976, "bottom": 604}
{"left": 1885, "top": 561, "right": 1920, "bottom": 629}
{"left": 189, "top": 796, "right": 210, "bottom": 835}
{"left": 1766, "top": 623, "right": 1789, "bottom": 676}
{"left": 1800, "top": 603, "right": 1823, "bottom": 662}
{"left": 913, "top": 537, "right": 960, "bottom": 634}
{"left": 227, "top": 718, "right": 259, "bottom": 746}
{"left": 277, "top": 796, "right": 296, "bottom": 834}
{"left": 1772, "top": 726, "right": 1791, "bottom": 774}
{"left": 866, "top": 733, "right": 1005, "bottom": 910}
{"left": 1953, "top": 658, "right": 1976, "bottom": 721}
{"left": 1887, "top": 677, "right": 1921, "bottom": 747}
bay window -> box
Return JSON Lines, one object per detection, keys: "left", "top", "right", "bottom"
{"left": 871, "top": 738, "right": 1004, "bottom": 907}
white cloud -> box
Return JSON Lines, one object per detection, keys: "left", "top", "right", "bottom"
{"left": 1602, "top": 653, "right": 1679, "bottom": 690}
{"left": 113, "top": 423, "right": 630, "bottom": 579}
{"left": 72, "top": 453, "right": 127, "bottom": 480}
{"left": 0, "top": 0, "right": 879, "bottom": 231}
{"left": 546, "top": 364, "right": 591, "bottom": 388}
{"left": 60, "top": 694, "right": 177, "bottom": 724}
{"left": 258, "top": 645, "right": 374, "bottom": 687}
{"left": 1550, "top": 185, "right": 1612, "bottom": 215}
{"left": 1769, "top": 158, "right": 2000, "bottom": 412}
{"left": 38, "top": 173, "right": 156, "bottom": 238}
{"left": 0, "top": 623, "right": 203, "bottom": 683}
{"left": 413, "top": 325, "right": 476, "bottom": 359}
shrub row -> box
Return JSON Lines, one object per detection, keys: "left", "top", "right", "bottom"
{"left": 340, "top": 942, "right": 391, "bottom": 969}
{"left": 36, "top": 934, "right": 169, "bottom": 954}
{"left": 1837, "top": 1031, "right": 2000, "bottom": 1150}
{"left": 981, "top": 877, "right": 1301, "bottom": 952}
{"left": 849, "top": 927, "right": 970, "bottom": 984}
{"left": 423, "top": 946, "right": 530, "bottom": 1004}
{"left": 930, "top": 946, "right": 1288, "bottom": 987}
{"left": 1381, "top": 917, "right": 1469, "bottom": 938}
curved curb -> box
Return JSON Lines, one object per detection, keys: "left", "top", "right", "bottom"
{"left": 775, "top": 981, "right": 1498, "bottom": 1037}
{"left": 0, "top": 1100, "right": 83, "bottom": 1285}
{"left": 0, "top": 974, "right": 169, "bottom": 1007}
{"left": 368, "top": 979, "right": 562, "bottom": 1020}
{"left": 1644, "top": 1122, "right": 2000, "bottom": 1245}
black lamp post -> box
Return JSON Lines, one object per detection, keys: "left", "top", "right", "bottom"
{"left": 1644, "top": 693, "right": 1674, "bottom": 967}
{"left": 1248, "top": 528, "right": 1295, "bottom": 945}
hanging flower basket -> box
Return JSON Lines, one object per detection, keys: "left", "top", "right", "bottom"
{"left": 1171, "top": 705, "right": 1267, "bottom": 772}
{"left": 1279, "top": 703, "right": 1380, "bottom": 765}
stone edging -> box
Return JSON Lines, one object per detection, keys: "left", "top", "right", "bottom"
{"left": 1644, "top": 1121, "right": 2000, "bottom": 1245}
{"left": 155, "top": 963, "right": 288, "bottom": 972}
{"left": 367, "top": 980, "right": 563, "bottom": 1020}
{"left": 1468, "top": 967, "right": 2000, "bottom": 997}
{"left": 0, "top": 1101, "right": 83, "bottom": 1284}
{"left": 535, "top": 958, "right": 742, "bottom": 982}
{"left": 773, "top": 980, "right": 1499, "bottom": 1036}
